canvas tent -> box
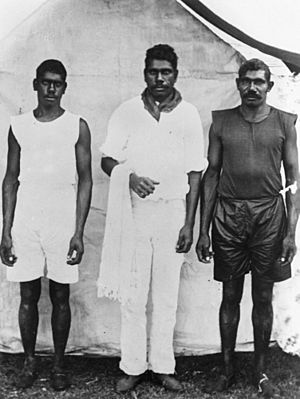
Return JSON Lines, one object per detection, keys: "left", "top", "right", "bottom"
{"left": 0, "top": 0, "right": 290, "bottom": 356}
{"left": 180, "top": 0, "right": 300, "bottom": 75}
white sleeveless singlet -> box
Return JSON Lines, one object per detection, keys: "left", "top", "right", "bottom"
{"left": 11, "top": 111, "right": 79, "bottom": 191}
{"left": 11, "top": 110, "right": 81, "bottom": 226}
{"left": 8, "top": 111, "right": 81, "bottom": 283}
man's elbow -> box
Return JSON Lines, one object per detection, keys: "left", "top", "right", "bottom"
{"left": 2, "top": 175, "right": 19, "bottom": 191}
{"left": 84, "top": 176, "right": 93, "bottom": 190}
{"left": 203, "top": 164, "right": 220, "bottom": 180}
{"left": 86, "top": 176, "right": 93, "bottom": 189}
{"left": 78, "top": 170, "right": 93, "bottom": 186}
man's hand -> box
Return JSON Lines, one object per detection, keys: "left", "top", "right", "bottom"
{"left": 196, "top": 233, "right": 213, "bottom": 263}
{"left": 129, "top": 173, "right": 159, "bottom": 198}
{"left": 0, "top": 234, "right": 17, "bottom": 266}
{"left": 281, "top": 234, "right": 297, "bottom": 264}
{"left": 67, "top": 235, "right": 84, "bottom": 265}
{"left": 176, "top": 224, "right": 193, "bottom": 253}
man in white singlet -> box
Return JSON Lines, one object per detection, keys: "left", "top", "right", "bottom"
{"left": 0, "top": 60, "right": 92, "bottom": 391}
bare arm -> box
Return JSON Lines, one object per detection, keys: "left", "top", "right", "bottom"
{"left": 196, "top": 124, "right": 222, "bottom": 262}
{"left": 176, "top": 171, "right": 202, "bottom": 253}
{"left": 281, "top": 121, "right": 299, "bottom": 263}
{"left": 0, "top": 127, "right": 20, "bottom": 266}
{"left": 67, "top": 118, "right": 93, "bottom": 265}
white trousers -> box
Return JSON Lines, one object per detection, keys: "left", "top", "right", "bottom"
{"left": 120, "top": 197, "right": 185, "bottom": 375}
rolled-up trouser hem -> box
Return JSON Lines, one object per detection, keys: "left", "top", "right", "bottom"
{"left": 119, "top": 361, "right": 148, "bottom": 376}
{"left": 148, "top": 366, "right": 176, "bottom": 374}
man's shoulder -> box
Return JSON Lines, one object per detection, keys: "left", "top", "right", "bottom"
{"left": 270, "top": 106, "right": 297, "bottom": 120}
{"left": 114, "top": 96, "right": 142, "bottom": 111}
{"left": 12, "top": 110, "right": 80, "bottom": 121}
{"left": 10, "top": 111, "right": 33, "bottom": 130}
{"left": 178, "top": 99, "right": 198, "bottom": 112}
{"left": 108, "top": 96, "right": 144, "bottom": 123}
{"left": 64, "top": 109, "right": 77, "bottom": 117}
{"left": 63, "top": 110, "right": 82, "bottom": 122}
{"left": 173, "top": 100, "right": 202, "bottom": 121}
{"left": 11, "top": 111, "right": 32, "bottom": 121}
{"left": 212, "top": 107, "right": 239, "bottom": 118}
{"left": 211, "top": 108, "right": 239, "bottom": 133}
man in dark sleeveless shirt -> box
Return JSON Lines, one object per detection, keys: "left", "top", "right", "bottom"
{"left": 196, "top": 59, "right": 299, "bottom": 396}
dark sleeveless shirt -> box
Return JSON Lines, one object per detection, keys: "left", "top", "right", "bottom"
{"left": 212, "top": 106, "right": 297, "bottom": 199}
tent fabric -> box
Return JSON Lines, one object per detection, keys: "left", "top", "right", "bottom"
{"left": 0, "top": 0, "right": 295, "bottom": 356}
{"left": 269, "top": 75, "right": 300, "bottom": 357}
{"left": 179, "top": 0, "right": 300, "bottom": 75}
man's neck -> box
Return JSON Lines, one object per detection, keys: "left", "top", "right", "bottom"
{"left": 239, "top": 103, "right": 271, "bottom": 123}
{"left": 151, "top": 88, "right": 175, "bottom": 105}
{"left": 33, "top": 105, "right": 65, "bottom": 122}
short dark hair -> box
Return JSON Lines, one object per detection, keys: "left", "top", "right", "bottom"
{"left": 145, "top": 44, "right": 178, "bottom": 70}
{"left": 238, "top": 58, "right": 271, "bottom": 82}
{"left": 36, "top": 59, "right": 67, "bottom": 81}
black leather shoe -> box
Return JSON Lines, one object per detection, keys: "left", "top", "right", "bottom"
{"left": 15, "top": 358, "right": 38, "bottom": 389}
{"left": 204, "top": 373, "right": 235, "bottom": 393}
{"left": 116, "top": 374, "right": 143, "bottom": 393}
{"left": 255, "top": 373, "right": 277, "bottom": 398}
{"left": 152, "top": 373, "right": 182, "bottom": 391}
{"left": 50, "top": 369, "right": 70, "bottom": 391}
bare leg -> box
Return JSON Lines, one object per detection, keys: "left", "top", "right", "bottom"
{"left": 16, "top": 278, "right": 41, "bottom": 388}
{"left": 205, "top": 277, "right": 245, "bottom": 393}
{"left": 19, "top": 278, "right": 41, "bottom": 362}
{"left": 220, "top": 277, "right": 245, "bottom": 377}
{"left": 251, "top": 276, "right": 274, "bottom": 377}
{"left": 49, "top": 280, "right": 71, "bottom": 370}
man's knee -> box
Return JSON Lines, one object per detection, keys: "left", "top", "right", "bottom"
{"left": 252, "top": 278, "right": 273, "bottom": 307}
{"left": 253, "top": 290, "right": 272, "bottom": 306}
{"left": 222, "top": 278, "right": 244, "bottom": 306}
{"left": 20, "top": 279, "right": 41, "bottom": 305}
{"left": 49, "top": 280, "right": 70, "bottom": 307}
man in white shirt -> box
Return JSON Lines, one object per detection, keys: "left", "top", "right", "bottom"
{"left": 100, "top": 44, "right": 206, "bottom": 393}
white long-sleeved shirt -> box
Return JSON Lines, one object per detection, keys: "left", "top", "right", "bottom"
{"left": 101, "top": 96, "right": 206, "bottom": 200}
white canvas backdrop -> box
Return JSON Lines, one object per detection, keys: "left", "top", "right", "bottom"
{"left": 0, "top": 0, "right": 295, "bottom": 356}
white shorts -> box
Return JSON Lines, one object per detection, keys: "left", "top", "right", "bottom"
{"left": 7, "top": 187, "right": 78, "bottom": 284}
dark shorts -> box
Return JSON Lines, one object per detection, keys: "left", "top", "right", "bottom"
{"left": 212, "top": 196, "right": 290, "bottom": 283}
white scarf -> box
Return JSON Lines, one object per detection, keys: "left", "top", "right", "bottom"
{"left": 97, "top": 163, "right": 137, "bottom": 304}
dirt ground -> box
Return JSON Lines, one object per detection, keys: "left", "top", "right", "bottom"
{"left": 0, "top": 346, "right": 300, "bottom": 399}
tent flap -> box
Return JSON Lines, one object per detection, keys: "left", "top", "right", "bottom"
{"left": 180, "top": 0, "right": 300, "bottom": 74}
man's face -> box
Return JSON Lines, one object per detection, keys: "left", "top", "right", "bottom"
{"left": 144, "top": 59, "right": 178, "bottom": 102}
{"left": 33, "top": 71, "right": 66, "bottom": 107}
{"left": 236, "top": 69, "right": 273, "bottom": 108}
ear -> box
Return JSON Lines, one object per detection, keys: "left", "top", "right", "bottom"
{"left": 174, "top": 69, "right": 178, "bottom": 82}
{"left": 62, "top": 82, "right": 67, "bottom": 94}
{"left": 267, "top": 81, "right": 274, "bottom": 92}
{"left": 33, "top": 78, "right": 38, "bottom": 91}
